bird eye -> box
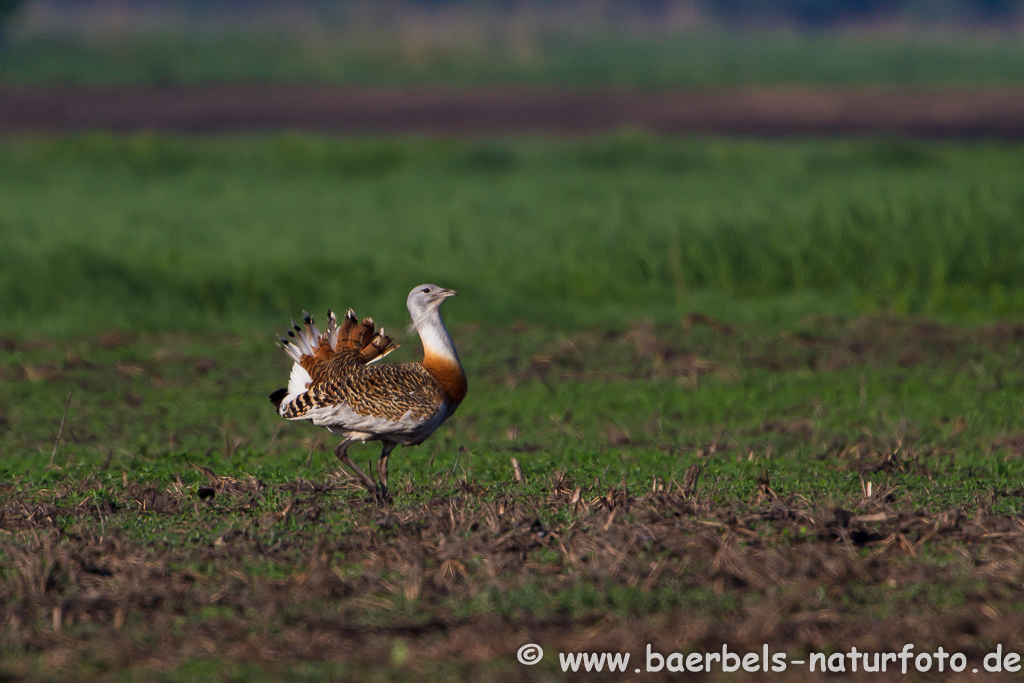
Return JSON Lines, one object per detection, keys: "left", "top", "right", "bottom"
{"left": 421, "top": 288, "right": 430, "bottom": 293}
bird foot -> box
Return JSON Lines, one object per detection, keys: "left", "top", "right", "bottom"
{"left": 373, "top": 484, "right": 392, "bottom": 505}
{"left": 355, "top": 481, "right": 391, "bottom": 505}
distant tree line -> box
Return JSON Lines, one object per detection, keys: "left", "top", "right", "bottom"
{"left": 0, "top": 0, "right": 23, "bottom": 47}
{"left": 389, "top": 0, "right": 1024, "bottom": 24}
{"left": 694, "top": 0, "right": 1024, "bottom": 25}
{"left": 6, "top": 0, "right": 1024, "bottom": 34}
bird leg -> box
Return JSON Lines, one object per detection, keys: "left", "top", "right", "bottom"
{"left": 376, "top": 442, "right": 397, "bottom": 502}
{"left": 334, "top": 439, "right": 379, "bottom": 499}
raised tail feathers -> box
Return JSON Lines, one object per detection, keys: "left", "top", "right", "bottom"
{"left": 329, "top": 309, "right": 399, "bottom": 365}
{"left": 360, "top": 327, "right": 395, "bottom": 363}
{"left": 278, "top": 309, "right": 397, "bottom": 368}
{"left": 274, "top": 307, "right": 399, "bottom": 415}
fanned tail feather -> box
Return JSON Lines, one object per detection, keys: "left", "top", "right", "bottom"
{"left": 271, "top": 306, "right": 399, "bottom": 416}
{"left": 361, "top": 328, "right": 393, "bottom": 362}
{"left": 329, "top": 310, "right": 398, "bottom": 364}
{"left": 359, "top": 318, "right": 375, "bottom": 349}
{"left": 326, "top": 309, "right": 341, "bottom": 352}
{"left": 337, "top": 309, "right": 358, "bottom": 350}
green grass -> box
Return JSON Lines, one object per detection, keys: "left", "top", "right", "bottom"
{"left": 4, "top": 317, "right": 1024, "bottom": 680}
{"left": 6, "top": 32, "right": 1024, "bottom": 87}
{"left": 4, "top": 319, "right": 1024, "bottom": 513}
{"left": 2, "top": 134, "right": 1024, "bottom": 337}
{"left": 4, "top": 134, "right": 1024, "bottom": 680}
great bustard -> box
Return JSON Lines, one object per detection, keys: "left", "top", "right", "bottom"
{"left": 271, "top": 284, "right": 467, "bottom": 502}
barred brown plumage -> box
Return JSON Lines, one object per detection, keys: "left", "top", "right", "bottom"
{"left": 271, "top": 284, "right": 466, "bottom": 503}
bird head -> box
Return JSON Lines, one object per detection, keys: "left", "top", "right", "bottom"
{"left": 407, "top": 284, "right": 458, "bottom": 327}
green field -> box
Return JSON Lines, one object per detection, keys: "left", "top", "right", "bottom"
{"left": 6, "top": 32, "right": 1024, "bottom": 87}
{"left": 3, "top": 134, "right": 1024, "bottom": 336}
{"left": 4, "top": 136, "right": 1024, "bottom": 680}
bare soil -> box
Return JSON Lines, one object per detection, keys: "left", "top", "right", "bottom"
{"left": 4, "top": 475, "right": 1024, "bottom": 681}
{"left": 3, "top": 86, "right": 1024, "bottom": 137}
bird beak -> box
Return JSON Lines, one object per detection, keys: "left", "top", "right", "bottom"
{"left": 436, "top": 289, "right": 458, "bottom": 300}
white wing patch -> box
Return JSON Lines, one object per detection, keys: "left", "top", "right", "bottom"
{"left": 279, "top": 362, "right": 312, "bottom": 413}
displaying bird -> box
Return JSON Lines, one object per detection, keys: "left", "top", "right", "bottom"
{"left": 270, "top": 284, "right": 467, "bottom": 502}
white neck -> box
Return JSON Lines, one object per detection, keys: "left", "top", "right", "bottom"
{"left": 415, "top": 307, "right": 461, "bottom": 365}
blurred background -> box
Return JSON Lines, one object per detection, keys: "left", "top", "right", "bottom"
{"left": 3, "top": 0, "right": 1024, "bottom": 335}
{"left": 2, "top": 0, "right": 1024, "bottom": 87}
